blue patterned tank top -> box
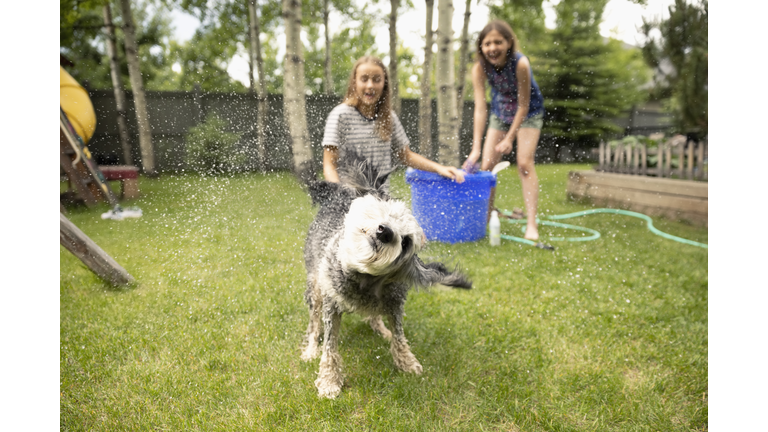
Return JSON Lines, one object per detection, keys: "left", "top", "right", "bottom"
{"left": 484, "top": 52, "right": 544, "bottom": 124}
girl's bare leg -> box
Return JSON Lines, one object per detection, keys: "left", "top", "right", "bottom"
{"left": 480, "top": 128, "right": 506, "bottom": 171}
{"left": 481, "top": 129, "right": 507, "bottom": 221}
{"left": 516, "top": 128, "right": 541, "bottom": 241}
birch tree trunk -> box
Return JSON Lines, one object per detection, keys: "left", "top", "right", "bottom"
{"left": 389, "top": 0, "right": 400, "bottom": 115}
{"left": 118, "top": 0, "right": 156, "bottom": 176}
{"left": 323, "top": 0, "right": 334, "bottom": 94}
{"left": 435, "top": 0, "right": 459, "bottom": 167}
{"left": 418, "top": 0, "right": 435, "bottom": 158}
{"left": 248, "top": 0, "right": 268, "bottom": 172}
{"left": 282, "top": 0, "right": 315, "bottom": 183}
{"left": 455, "top": 0, "right": 472, "bottom": 138}
{"left": 102, "top": 3, "right": 133, "bottom": 166}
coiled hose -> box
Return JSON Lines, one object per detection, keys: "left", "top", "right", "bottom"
{"left": 497, "top": 208, "right": 708, "bottom": 249}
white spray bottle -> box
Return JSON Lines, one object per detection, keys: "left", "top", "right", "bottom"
{"left": 489, "top": 210, "right": 501, "bottom": 246}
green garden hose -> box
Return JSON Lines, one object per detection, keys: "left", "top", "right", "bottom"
{"left": 497, "top": 208, "right": 708, "bottom": 249}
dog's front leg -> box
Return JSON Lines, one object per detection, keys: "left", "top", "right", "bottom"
{"left": 300, "top": 279, "right": 323, "bottom": 361}
{"left": 314, "top": 303, "right": 344, "bottom": 398}
{"left": 387, "top": 312, "right": 423, "bottom": 374}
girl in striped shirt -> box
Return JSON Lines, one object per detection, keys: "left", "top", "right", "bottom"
{"left": 322, "top": 56, "right": 464, "bottom": 186}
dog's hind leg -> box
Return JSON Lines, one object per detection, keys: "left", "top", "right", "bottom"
{"left": 387, "top": 311, "right": 423, "bottom": 374}
{"left": 314, "top": 303, "right": 344, "bottom": 399}
{"left": 363, "top": 315, "right": 392, "bottom": 340}
{"left": 300, "top": 278, "right": 323, "bottom": 361}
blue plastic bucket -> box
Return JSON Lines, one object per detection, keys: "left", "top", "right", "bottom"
{"left": 405, "top": 168, "right": 497, "bottom": 243}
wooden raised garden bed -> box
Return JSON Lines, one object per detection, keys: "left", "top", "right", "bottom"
{"left": 567, "top": 171, "right": 708, "bottom": 227}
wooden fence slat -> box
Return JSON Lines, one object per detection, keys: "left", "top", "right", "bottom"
{"left": 655, "top": 144, "right": 662, "bottom": 177}
{"left": 599, "top": 141, "right": 605, "bottom": 170}
{"left": 696, "top": 142, "right": 705, "bottom": 180}
{"left": 596, "top": 139, "right": 706, "bottom": 181}
{"left": 686, "top": 142, "right": 694, "bottom": 179}
{"left": 618, "top": 143, "right": 625, "bottom": 173}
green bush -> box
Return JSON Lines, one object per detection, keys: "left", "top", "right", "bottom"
{"left": 184, "top": 112, "right": 246, "bottom": 174}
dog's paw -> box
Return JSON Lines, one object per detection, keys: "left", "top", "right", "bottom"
{"left": 315, "top": 377, "right": 342, "bottom": 399}
{"left": 402, "top": 359, "right": 423, "bottom": 375}
{"left": 393, "top": 353, "right": 423, "bottom": 374}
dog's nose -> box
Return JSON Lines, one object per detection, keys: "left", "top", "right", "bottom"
{"left": 376, "top": 225, "right": 394, "bottom": 243}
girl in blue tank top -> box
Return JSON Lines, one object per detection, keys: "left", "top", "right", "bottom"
{"left": 463, "top": 20, "right": 545, "bottom": 241}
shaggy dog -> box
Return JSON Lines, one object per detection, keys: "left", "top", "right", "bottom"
{"left": 300, "top": 155, "right": 472, "bottom": 399}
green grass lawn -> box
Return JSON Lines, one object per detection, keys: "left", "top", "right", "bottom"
{"left": 60, "top": 164, "right": 707, "bottom": 431}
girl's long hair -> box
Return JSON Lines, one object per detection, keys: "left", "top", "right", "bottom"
{"left": 476, "top": 20, "right": 520, "bottom": 71}
{"left": 343, "top": 56, "right": 392, "bottom": 141}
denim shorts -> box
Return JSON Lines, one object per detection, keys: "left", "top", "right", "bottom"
{"left": 489, "top": 112, "right": 544, "bottom": 131}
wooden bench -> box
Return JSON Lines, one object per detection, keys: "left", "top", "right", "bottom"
{"left": 99, "top": 165, "right": 140, "bottom": 199}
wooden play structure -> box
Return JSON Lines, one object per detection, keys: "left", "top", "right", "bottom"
{"left": 60, "top": 66, "right": 140, "bottom": 207}
{"left": 60, "top": 64, "right": 137, "bottom": 286}
{"left": 60, "top": 213, "right": 135, "bottom": 285}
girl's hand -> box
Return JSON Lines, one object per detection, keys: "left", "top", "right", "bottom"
{"left": 495, "top": 136, "right": 514, "bottom": 155}
{"left": 462, "top": 149, "right": 481, "bottom": 173}
{"left": 436, "top": 165, "right": 465, "bottom": 183}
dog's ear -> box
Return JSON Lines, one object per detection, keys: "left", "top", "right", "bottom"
{"left": 399, "top": 255, "right": 472, "bottom": 290}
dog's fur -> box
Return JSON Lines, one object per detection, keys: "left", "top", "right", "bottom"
{"left": 300, "top": 154, "right": 471, "bottom": 399}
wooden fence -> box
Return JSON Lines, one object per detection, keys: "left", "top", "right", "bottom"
{"left": 596, "top": 138, "right": 707, "bottom": 181}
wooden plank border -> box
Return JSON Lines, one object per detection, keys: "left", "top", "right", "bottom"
{"left": 567, "top": 171, "right": 708, "bottom": 227}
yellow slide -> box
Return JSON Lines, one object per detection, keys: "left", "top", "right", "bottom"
{"left": 60, "top": 66, "right": 96, "bottom": 144}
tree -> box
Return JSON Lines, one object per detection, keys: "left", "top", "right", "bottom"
{"left": 172, "top": 1, "right": 249, "bottom": 92}
{"left": 304, "top": 9, "right": 384, "bottom": 95}
{"left": 102, "top": 3, "right": 134, "bottom": 165}
{"left": 61, "top": 0, "right": 178, "bottom": 91}
{"left": 61, "top": 0, "right": 109, "bottom": 87}
{"left": 248, "top": 0, "right": 269, "bottom": 172}
{"left": 455, "top": 0, "right": 472, "bottom": 137}
{"left": 418, "top": 0, "right": 435, "bottom": 157}
{"left": 322, "top": 0, "right": 334, "bottom": 94}
{"left": 488, "top": 0, "right": 548, "bottom": 54}
{"left": 283, "top": 0, "right": 315, "bottom": 183}
{"left": 641, "top": 0, "right": 707, "bottom": 134}
{"left": 389, "top": 0, "right": 401, "bottom": 114}
{"left": 119, "top": 0, "right": 157, "bottom": 175}
{"left": 435, "top": 0, "right": 459, "bottom": 166}
{"left": 535, "top": 0, "right": 649, "bottom": 151}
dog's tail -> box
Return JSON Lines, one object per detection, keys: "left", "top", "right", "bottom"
{"left": 307, "top": 179, "right": 344, "bottom": 207}
{"left": 304, "top": 150, "right": 391, "bottom": 206}
{"left": 404, "top": 256, "right": 472, "bottom": 290}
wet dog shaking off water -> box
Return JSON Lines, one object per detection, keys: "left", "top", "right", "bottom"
{"left": 299, "top": 153, "right": 471, "bottom": 399}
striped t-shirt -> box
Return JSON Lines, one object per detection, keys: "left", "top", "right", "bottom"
{"left": 321, "top": 104, "right": 410, "bottom": 173}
